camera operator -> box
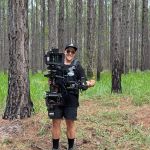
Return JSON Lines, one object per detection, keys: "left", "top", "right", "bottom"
{"left": 50, "top": 44, "right": 95, "bottom": 150}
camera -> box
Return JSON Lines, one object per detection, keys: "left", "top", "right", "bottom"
{"left": 44, "top": 48, "right": 65, "bottom": 118}
{"left": 44, "top": 48, "right": 64, "bottom": 66}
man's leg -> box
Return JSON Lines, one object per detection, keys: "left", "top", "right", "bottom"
{"left": 52, "top": 119, "right": 61, "bottom": 149}
{"left": 66, "top": 119, "right": 76, "bottom": 149}
{"left": 64, "top": 106, "right": 77, "bottom": 149}
{"left": 66, "top": 119, "right": 76, "bottom": 138}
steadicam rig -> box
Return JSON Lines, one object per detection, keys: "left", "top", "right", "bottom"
{"left": 44, "top": 48, "right": 65, "bottom": 118}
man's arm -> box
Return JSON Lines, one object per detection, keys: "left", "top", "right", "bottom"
{"left": 86, "top": 80, "right": 96, "bottom": 87}
{"left": 76, "top": 64, "right": 96, "bottom": 89}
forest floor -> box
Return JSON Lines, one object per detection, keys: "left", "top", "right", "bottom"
{"left": 0, "top": 97, "right": 150, "bottom": 150}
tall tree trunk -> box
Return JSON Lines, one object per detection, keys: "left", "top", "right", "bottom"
{"left": 83, "top": 0, "right": 87, "bottom": 67}
{"left": 97, "top": 0, "right": 104, "bottom": 80}
{"left": 124, "top": 0, "right": 130, "bottom": 73}
{"left": 41, "top": 0, "right": 45, "bottom": 70}
{"left": 129, "top": 1, "right": 134, "bottom": 71}
{"left": 48, "top": 0, "right": 57, "bottom": 49}
{"left": 58, "top": 0, "right": 64, "bottom": 52}
{"left": 31, "top": 0, "right": 36, "bottom": 73}
{"left": 65, "top": 0, "right": 71, "bottom": 44}
{"left": 3, "top": 0, "right": 9, "bottom": 73}
{"left": 111, "top": 0, "right": 122, "bottom": 93}
{"left": 73, "top": 0, "right": 77, "bottom": 45}
{"left": 133, "top": 0, "right": 139, "bottom": 71}
{"left": 86, "top": 0, "right": 97, "bottom": 78}
{"left": 35, "top": 0, "right": 40, "bottom": 70}
{"left": 77, "top": 0, "right": 83, "bottom": 62}
{"left": 3, "top": 0, "right": 33, "bottom": 120}
{"left": 104, "top": 0, "right": 110, "bottom": 70}
{"left": 141, "top": 0, "right": 149, "bottom": 70}
{"left": 120, "top": 0, "right": 130, "bottom": 74}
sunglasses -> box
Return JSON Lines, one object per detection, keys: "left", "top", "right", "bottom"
{"left": 66, "top": 49, "right": 76, "bottom": 54}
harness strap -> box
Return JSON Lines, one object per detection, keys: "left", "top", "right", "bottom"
{"left": 71, "top": 59, "right": 79, "bottom": 68}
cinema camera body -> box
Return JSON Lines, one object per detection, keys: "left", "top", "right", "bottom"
{"left": 44, "top": 48, "right": 65, "bottom": 118}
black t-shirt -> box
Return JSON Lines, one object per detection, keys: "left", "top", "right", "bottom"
{"left": 62, "top": 61, "right": 87, "bottom": 107}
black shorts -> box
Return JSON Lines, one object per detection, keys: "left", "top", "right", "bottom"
{"left": 50, "top": 106, "right": 78, "bottom": 120}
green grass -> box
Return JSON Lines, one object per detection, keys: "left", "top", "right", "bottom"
{"left": 0, "top": 71, "right": 150, "bottom": 112}
{"left": 81, "top": 71, "right": 150, "bottom": 106}
{"left": 30, "top": 72, "right": 48, "bottom": 112}
{"left": 122, "top": 71, "right": 150, "bottom": 105}
{"left": 0, "top": 72, "right": 8, "bottom": 111}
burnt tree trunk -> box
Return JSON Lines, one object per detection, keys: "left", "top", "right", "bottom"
{"left": 111, "top": 59, "right": 122, "bottom": 93}
{"left": 3, "top": 0, "right": 33, "bottom": 120}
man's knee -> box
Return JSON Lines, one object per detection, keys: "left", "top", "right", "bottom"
{"left": 66, "top": 120, "right": 75, "bottom": 130}
{"left": 52, "top": 119, "right": 61, "bottom": 129}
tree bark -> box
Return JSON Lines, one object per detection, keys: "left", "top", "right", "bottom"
{"left": 76, "top": 0, "right": 83, "bottom": 62}
{"left": 3, "top": 0, "right": 33, "bottom": 120}
{"left": 129, "top": 1, "right": 134, "bottom": 71}
{"left": 111, "top": 0, "right": 122, "bottom": 93}
{"left": 48, "top": 0, "right": 57, "bottom": 49}
{"left": 58, "top": 0, "right": 64, "bottom": 52}
{"left": 41, "top": 0, "right": 46, "bottom": 70}
{"left": 141, "top": 0, "right": 149, "bottom": 70}
{"left": 35, "top": 0, "right": 40, "bottom": 70}
{"left": 86, "top": 0, "right": 97, "bottom": 78}
{"left": 3, "top": 0, "right": 9, "bottom": 73}
{"left": 97, "top": 0, "right": 104, "bottom": 80}
{"left": 133, "top": 0, "right": 139, "bottom": 71}
{"left": 31, "top": 0, "right": 36, "bottom": 73}
{"left": 120, "top": 0, "right": 130, "bottom": 74}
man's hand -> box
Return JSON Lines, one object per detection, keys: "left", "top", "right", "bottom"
{"left": 86, "top": 80, "right": 96, "bottom": 87}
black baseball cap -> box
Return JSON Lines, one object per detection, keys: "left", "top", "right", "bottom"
{"left": 65, "top": 44, "right": 77, "bottom": 51}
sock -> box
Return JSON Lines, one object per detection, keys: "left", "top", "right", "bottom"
{"left": 52, "top": 139, "right": 59, "bottom": 149}
{"left": 68, "top": 138, "right": 75, "bottom": 148}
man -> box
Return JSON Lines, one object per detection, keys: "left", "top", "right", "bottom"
{"left": 51, "top": 44, "right": 95, "bottom": 150}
